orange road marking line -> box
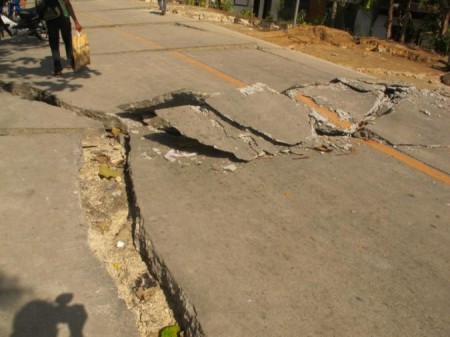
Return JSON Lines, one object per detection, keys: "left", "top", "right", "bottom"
{"left": 170, "top": 51, "right": 247, "bottom": 88}
{"left": 294, "top": 93, "right": 352, "bottom": 129}
{"left": 78, "top": 11, "right": 246, "bottom": 88}
{"left": 79, "top": 10, "right": 449, "bottom": 186}
{"left": 364, "top": 139, "right": 450, "bottom": 186}
{"left": 293, "top": 93, "right": 450, "bottom": 185}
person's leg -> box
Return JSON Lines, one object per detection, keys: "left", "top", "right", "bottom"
{"left": 60, "top": 17, "right": 74, "bottom": 68}
{"left": 158, "top": 0, "right": 166, "bottom": 14}
{"left": 46, "top": 19, "right": 63, "bottom": 75}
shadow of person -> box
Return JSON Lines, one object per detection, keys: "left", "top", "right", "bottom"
{"left": 10, "top": 293, "right": 87, "bottom": 337}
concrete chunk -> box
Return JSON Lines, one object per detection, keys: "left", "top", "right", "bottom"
{"left": 297, "top": 81, "right": 383, "bottom": 122}
{"left": 367, "top": 91, "right": 450, "bottom": 146}
{"left": 206, "top": 86, "right": 311, "bottom": 145}
{"left": 155, "top": 105, "right": 259, "bottom": 161}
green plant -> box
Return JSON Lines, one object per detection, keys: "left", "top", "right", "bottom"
{"left": 159, "top": 325, "right": 181, "bottom": 337}
{"left": 264, "top": 13, "right": 274, "bottom": 22}
{"left": 222, "top": 0, "right": 233, "bottom": 12}
{"left": 297, "top": 9, "right": 307, "bottom": 24}
{"left": 240, "top": 8, "right": 252, "bottom": 17}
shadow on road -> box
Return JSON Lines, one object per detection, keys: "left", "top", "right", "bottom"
{"left": 0, "top": 37, "right": 101, "bottom": 93}
{"left": 0, "top": 270, "right": 26, "bottom": 309}
{"left": 10, "top": 293, "right": 87, "bottom": 337}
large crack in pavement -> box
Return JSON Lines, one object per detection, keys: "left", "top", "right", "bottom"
{"left": 4, "top": 77, "right": 448, "bottom": 337}
{"left": 0, "top": 81, "right": 124, "bottom": 130}
{"left": 0, "top": 82, "right": 180, "bottom": 337}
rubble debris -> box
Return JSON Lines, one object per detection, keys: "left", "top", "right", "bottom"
{"left": 292, "top": 80, "right": 385, "bottom": 123}
{"left": 164, "top": 149, "right": 197, "bottom": 163}
{"left": 94, "top": 220, "right": 111, "bottom": 234}
{"left": 441, "top": 72, "right": 450, "bottom": 86}
{"left": 93, "top": 153, "right": 110, "bottom": 164}
{"left": 313, "top": 144, "right": 333, "bottom": 153}
{"left": 155, "top": 106, "right": 260, "bottom": 161}
{"left": 116, "top": 240, "right": 126, "bottom": 249}
{"left": 223, "top": 164, "right": 237, "bottom": 172}
{"left": 238, "top": 82, "right": 277, "bottom": 96}
{"left": 109, "top": 127, "right": 122, "bottom": 137}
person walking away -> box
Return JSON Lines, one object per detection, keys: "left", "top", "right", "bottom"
{"left": 42, "top": 0, "right": 82, "bottom": 76}
{"left": 158, "top": 0, "right": 166, "bottom": 15}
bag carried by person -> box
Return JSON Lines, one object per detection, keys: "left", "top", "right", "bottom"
{"left": 39, "top": 0, "right": 61, "bottom": 21}
{"left": 72, "top": 31, "right": 90, "bottom": 70}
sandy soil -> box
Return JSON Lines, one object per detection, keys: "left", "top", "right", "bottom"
{"left": 227, "top": 24, "right": 449, "bottom": 91}
{"left": 78, "top": 131, "right": 176, "bottom": 337}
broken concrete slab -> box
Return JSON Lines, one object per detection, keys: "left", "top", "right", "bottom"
{"left": 294, "top": 79, "right": 385, "bottom": 123}
{"left": 206, "top": 84, "right": 311, "bottom": 145}
{"left": 118, "top": 89, "right": 210, "bottom": 114}
{"left": 129, "top": 133, "right": 450, "bottom": 337}
{"left": 155, "top": 105, "right": 261, "bottom": 161}
{"left": 0, "top": 91, "right": 104, "bottom": 135}
{"left": 398, "top": 146, "right": 450, "bottom": 174}
{"left": 367, "top": 90, "right": 450, "bottom": 146}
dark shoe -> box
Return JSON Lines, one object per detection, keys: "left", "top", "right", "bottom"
{"left": 53, "top": 70, "right": 63, "bottom": 77}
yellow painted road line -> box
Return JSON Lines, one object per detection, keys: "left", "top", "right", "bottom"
{"left": 295, "top": 92, "right": 352, "bottom": 129}
{"left": 78, "top": 11, "right": 246, "bottom": 88}
{"left": 171, "top": 51, "right": 247, "bottom": 88}
{"left": 294, "top": 92, "right": 450, "bottom": 186}
{"left": 365, "top": 139, "right": 450, "bottom": 186}
{"left": 79, "top": 10, "right": 450, "bottom": 186}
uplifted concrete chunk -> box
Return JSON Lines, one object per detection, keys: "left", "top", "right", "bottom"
{"left": 206, "top": 85, "right": 311, "bottom": 145}
{"left": 155, "top": 106, "right": 260, "bottom": 161}
{"left": 367, "top": 90, "right": 450, "bottom": 146}
{"left": 297, "top": 80, "right": 383, "bottom": 122}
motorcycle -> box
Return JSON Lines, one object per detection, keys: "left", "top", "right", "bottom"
{"left": 0, "top": 6, "right": 47, "bottom": 40}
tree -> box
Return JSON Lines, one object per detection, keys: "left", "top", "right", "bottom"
{"left": 400, "top": 0, "right": 412, "bottom": 43}
{"left": 386, "top": 0, "right": 395, "bottom": 39}
{"left": 438, "top": 0, "right": 449, "bottom": 36}
{"left": 331, "top": 0, "right": 339, "bottom": 27}
{"left": 293, "top": 0, "right": 301, "bottom": 26}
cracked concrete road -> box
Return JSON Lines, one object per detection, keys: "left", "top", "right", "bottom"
{"left": 1, "top": 1, "right": 450, "bottom": 337}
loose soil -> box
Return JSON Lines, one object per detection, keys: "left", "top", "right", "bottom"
{"left": 79, "top": 131, "right": 176, "bottom": 337}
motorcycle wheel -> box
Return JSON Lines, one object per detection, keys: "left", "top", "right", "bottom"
{"left": 34, "top": 20, "right": 48, "bottom": 41}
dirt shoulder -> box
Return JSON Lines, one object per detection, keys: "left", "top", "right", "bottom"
{"left": 170, "top": 4, "right": 450, "bottom": 92}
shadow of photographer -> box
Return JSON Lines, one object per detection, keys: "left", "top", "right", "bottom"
{"left": 10, "top": 293, "right": 87, "bottom": 337}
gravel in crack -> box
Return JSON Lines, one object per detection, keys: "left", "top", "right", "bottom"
{"left": 79, "top": 130, "right": 176, "bottom": 337}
